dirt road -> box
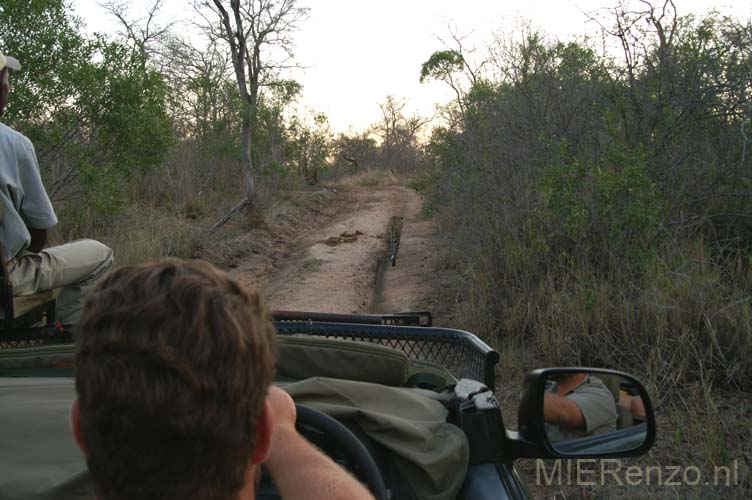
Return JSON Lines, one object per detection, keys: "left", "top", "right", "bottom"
{"left": 228, "top": 183, "right": 435, "bottom": 314}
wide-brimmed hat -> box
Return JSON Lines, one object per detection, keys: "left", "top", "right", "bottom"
{"left": 0, "top": 53, "right": 21, "bottom": 71}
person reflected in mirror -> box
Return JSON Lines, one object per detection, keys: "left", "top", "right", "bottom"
{"left": 543, "top": 372, "right": 618, "bottom": 442}
{"left": 619, "top": 392, "right": 646, "bottom": 423}
{"left": 71, "top": 259, "right": 374, "bottom": 500}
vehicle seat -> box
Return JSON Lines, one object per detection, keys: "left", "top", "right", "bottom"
{"left": 0, "top": 203, "right": 57, "bottom": 335}
{"left": 9, "top": 290, "right": 55, "bottom": 318}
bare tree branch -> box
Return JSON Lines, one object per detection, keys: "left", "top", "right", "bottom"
{"left": 195, "top": 0, "right": 308, "bottom": 226}
{"left": 100, "top": 0, "right": 176, "bottom": 63}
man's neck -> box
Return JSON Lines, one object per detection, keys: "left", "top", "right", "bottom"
{"left": 555, "top": 373, "right": 587, "bottom": 394}
{"left": 237, "top": 465, "right": 258, "bottom": 499}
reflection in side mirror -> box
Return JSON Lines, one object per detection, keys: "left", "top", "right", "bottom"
{"left": 542, "top": 371, "right": 649, "bottom": 455}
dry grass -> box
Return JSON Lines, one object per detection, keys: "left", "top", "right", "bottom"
{"left": 52, "top": 203, "right": 205, "bottom": 267}
{"left": 441, "top": 232, "right": 752, "bottom": 395}
{"left": 425, "top": 200, "right": 752, "bottom": 497}
{"left": 44, "top": 134, "right": 320, "bottom": 270}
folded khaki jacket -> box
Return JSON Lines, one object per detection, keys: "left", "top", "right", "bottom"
{"left": 285, "top": 377, "right": 469, "bottom": 500}
{"left": 277, "top": 335, "right": 411, "bottom": 386}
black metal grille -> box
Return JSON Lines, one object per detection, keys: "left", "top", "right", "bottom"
{"left": 273, "top": 310, "right": 432, "bottom": 327}
{"left": 0, "top": 339, "right": 43, "bottom": 349}
{"left": 275, "top": 322, "right": 499, "bottom": 390}
{"left": 0, "top": 327, "right": 72, "bottom": 350}
{"left": 1, "top": 322, "right": 500, "bottom": 389}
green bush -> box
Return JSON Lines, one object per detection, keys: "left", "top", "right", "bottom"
{"left": 540, "top": 145, "right": 662, "bottom": 268}
{"left": 427, "top": 9, "right": 752, "bottom": 396}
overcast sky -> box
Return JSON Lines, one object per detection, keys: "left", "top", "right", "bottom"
{"left": 73, "top": 0, "right": 751, "bottom": 134}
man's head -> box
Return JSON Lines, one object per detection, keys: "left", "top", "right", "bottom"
{"left": 73, "top": 259, "right": 278, "bottom": 500}
{"left": 0, "top": 52, "right": 20, "bottom": 116}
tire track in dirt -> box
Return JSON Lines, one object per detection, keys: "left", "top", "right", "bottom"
{"left": 370, "top": 189, "right": 435, "bottom": 314}
{"left": 234, "top": 184, "right": 435, "bottom": 314}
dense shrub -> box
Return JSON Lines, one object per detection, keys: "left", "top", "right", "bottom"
{"left": 422, "top": 9, "right": 752, "bottom": 393}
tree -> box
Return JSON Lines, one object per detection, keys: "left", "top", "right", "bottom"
{"left": 253, "top": 78, "right": 302, "bottom": 179}
{"left": 0, "top": 0, "right": 94, "bottom": 127}
{"left": 375, "top": 95, "right": 428, "bottom": 168}
{"left": 100, "top": 0, "right": 174, "bottom": 69}
{"left": 420, "top": 27, "right": 484, "bottom": 115}
{"left": 161, "top": 36, "right": 238, "bottom": 142}
{"left": 334, "top": 132, "right": 377, "bottom": 171}
{"left": 196, "top": 0, "right": 308, "bottom": 226}
{"left": 289, "top": 111, "right": 331, "bottom": 184}
{"left": 0, "top": 0, "right": 172, "bottom": 211}
{"left": 377, "top": 95, "right": 407, "bottom": 159}
{"left": 420, "top": 50, "right": 466, "bottom": 111}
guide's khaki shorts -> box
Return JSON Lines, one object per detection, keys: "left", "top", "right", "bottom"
{"left": 8, "top": 239, "right": 113, "bottom": 325}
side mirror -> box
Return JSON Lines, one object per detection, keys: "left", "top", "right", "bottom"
{"left": 515, "top": 368, "right": 655, "bottom": 459}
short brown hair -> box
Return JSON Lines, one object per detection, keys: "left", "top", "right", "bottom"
{"left": 75, "top": 259, "right": 277, "bottom": 500}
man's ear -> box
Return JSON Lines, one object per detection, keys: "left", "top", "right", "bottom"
{"left": 70, "top": 399, "right": 88, "bottom": 455}
{"left": 250, "top": 400, "right": 274, "bottom": 465}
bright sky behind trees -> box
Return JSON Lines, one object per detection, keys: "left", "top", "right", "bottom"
{"left": 73, "top": 0, "right": 750, "bottom": 133}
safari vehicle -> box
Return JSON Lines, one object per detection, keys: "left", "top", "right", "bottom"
{"left": 0, "top": 307, "right": 656, "bottom": 500}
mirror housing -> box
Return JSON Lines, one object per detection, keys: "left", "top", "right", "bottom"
{"left": 511, "top": 367, "right": 656, "bottom": 460}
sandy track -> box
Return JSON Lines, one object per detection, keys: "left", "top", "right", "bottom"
{"left": 232, "top": 184, "right": 434, "bottom": 314}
